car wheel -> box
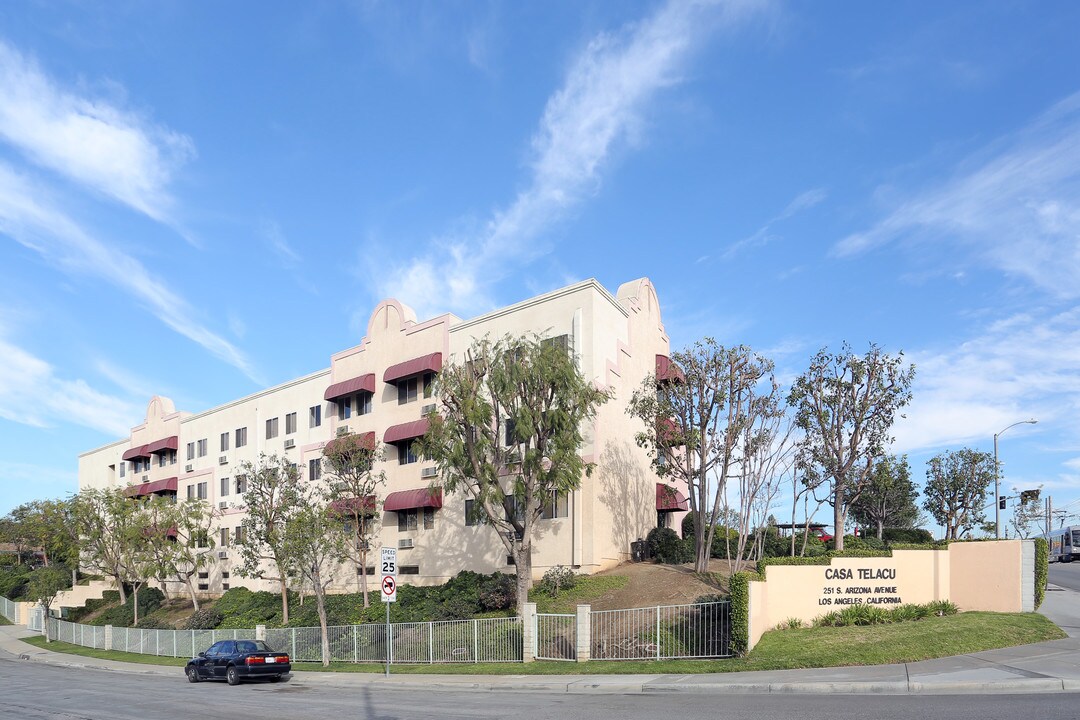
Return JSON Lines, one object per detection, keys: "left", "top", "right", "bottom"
{"left": 186, "top": 666, "right": 200, "bottom": 684}
{"left": 226, "top": 666, "right": 240, "bottom": 686}
{"left": 269, "top": 675, "right": 282, "bottom": 683}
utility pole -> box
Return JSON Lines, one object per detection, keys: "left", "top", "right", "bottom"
{"left": 1046, "top": 496, "right": 1052, "bottom": 536}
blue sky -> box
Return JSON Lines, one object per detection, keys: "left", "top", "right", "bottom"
{"left": 0, "top": 1, "right": 1077, "bottom": 534}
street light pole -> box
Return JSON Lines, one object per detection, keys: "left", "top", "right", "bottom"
{"left": 994, "top": 419, "right": 1038, "bottom": 539}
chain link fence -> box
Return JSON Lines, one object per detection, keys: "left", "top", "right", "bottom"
{"left": 0, "top": 596, "right": 19, "bottom": 624}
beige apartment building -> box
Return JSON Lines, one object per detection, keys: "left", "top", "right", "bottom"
{"left": 77, "top": 277, "right": 689, "bottom": 596}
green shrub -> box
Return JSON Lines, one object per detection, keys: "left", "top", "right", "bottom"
{"left": 926, "top": 600, "right": 958, "bottom": 617}
{"left": 90, "top": 587, "right": 164, "bottom": 627}
{"left": 182, "top": 607, "right": 225, "bottom": 630}
{"left": 1034, "top": 537, "right": 1048, "bottom": 610}
{"left": 537, "top": 565, "right": 577, "bottom": 597}
{"left": 477, "top": 572, "right": 515, "bottom": 612}
{"left": 728, "top": 571, "right": 756, "bottom": 656}
{"left": 0, "top": 565, "right": 32, "bottom": 600}
{"left": 134, "top": 615, "right": 173, "bottom": 629}
{"left": 647, "top": 527, "right": 689, "bottom": 564}
{"left": 813, "top": 601, "right": 955, "bottom": 628}
{"left": 882, "top": 528, "right": 935, "bottom": 544}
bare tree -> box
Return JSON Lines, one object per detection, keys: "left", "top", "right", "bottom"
{"left": 788, "top": 343, "right": 915, "bottom": 551}
{"left": 731, "top": 409, "right": 796, "bottom": 571}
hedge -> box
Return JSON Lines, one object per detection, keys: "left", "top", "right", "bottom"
{"left": 727, "top": 571, "right": 758, "bottom": 656}
{"left": 1034, "top": 537, "right": 1048, "bottom": 610}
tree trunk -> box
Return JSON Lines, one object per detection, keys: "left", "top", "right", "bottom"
{"left": 313, "top": 569, "right": 330, "bottom": 667}
{"left": 184, "top": 576, "right": 201, "bottom": 611}
{"left": 133, "top": 585, "right": 140, "bottom": 625}
{"left": 71, "top": 568, "right": 77, "bottom": 588}
{"left": 877, "top": 519, "right": 884, "bottom": 540}
{"left": 833, "top": 486, "right": 846, "bottom": 552}
{"left": 514, "top": 542, "right": 532, "bottom": 616}
{"left": 116, "top": 576, "right": 127, "bottom": 604}
{"left": 359, "top": 545, "right": 370, "bottom": 609}
{"left": 279, "top": 576, "right": 290, "bottom": 624}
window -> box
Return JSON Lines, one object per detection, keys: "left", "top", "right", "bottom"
{"left": 356, "top": 566, "right": 376, "bottom": 576}
{"left": 285, "top": 412, "right": 297, "bottom": 435}
{"left": 357, "top": 392, "right": 372, "bottom": 415}
{"left": 220, "top": 528, "right": 230, "bottom": 547}
{"left": 198, "top": 583, "right": 209, "bottom": 591}
{"left": 397, "top": 377, "right": 418, "bottom": 404}
{"left": 119, "top": 462, "right": 126, "bottom": 478}
{"left": 465, "top": 499, "right": 481, "bottom": 527}
{"left": 308, "top": 458, "right": 322, "bottom": 481}
{"left": 169, "top": 450, "right": 177, "bottom": 465}
{"left": 235, "top": 427, "right": 248, "bottom": 448}
{"left": 541, "top": 491, "right": 568, "bottom": 519}
{"left": 504, "top": 419, "right": 517, "bottom": 447}
{"left": 197, "top": 482, "right": 207, "bottom": 500}
{"left": 235, "top": 476, "right": 247, "bottom": 494}
{"left": 220, "top": 477, "right": 229, "bottom": 497}
{"left": 220, "top": 432, "right": 229, "bottom": 452}
{"left": 197, "top": 439, "right": 208, "bottom": 458}
{"left": 309, "top": 405, "right": 321, "bottom": 428}
{"left": 187, "top": 485, "right": 195, "bottom": 500}
{"left": 194, "top": 531, "right": 208, "bottom": 549}
{"left": 266, "top": 417, "right": 279, "bottom": 440}
{"left": 424, "top": 507, "right": 435, "bottom": 529}
{"left": 234, "top": 526, "right": 246, "bottom": 545}
{"left": 506, "top": 555, "right": 515, "bottom": 566}
{"left": 339, "top": 398, "right": 351, "bottom": 420}
{"left": 398, "top": 509, "right": 418, "bottom": 531}
{"left": 158, "top": 453, "right": 167, "bottom": 468}
{"left": 423, "top": 372, "right": 434, "bottom": 399}
{"left": 187, "top": 442, "right": 195, "bottom": 461}
{"left": 542, "top": 334, "right": 571, "bottom": 356}
{"left": 398, "top": 442, "right": 418, "bottom": 465}
{"left": 503, "top": 494, "right": 524, "bottom": 524}
{"left": 399, "top": 565, "right": 419, "bottom": 575}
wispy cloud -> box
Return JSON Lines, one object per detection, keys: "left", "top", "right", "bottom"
{"left": 720, "top": 187, "right": 827, "bottom": 261}
{"left": 0, "top": 461, "right": 78, "bottom": 510}
{"left": 378, "top": 0, "right": 771, "bottom": 318}
{"left": 260, "top": 218, "right": 301, "bottom": 268}
{"left": 0, "top": 328, "right": 139, "bottom": 437}
{"left": 0, "top": 39, "right": 194, "bottom": 224}
{"left": 835, "top": 92, "right": 1080, "bottom": 299}
{"left": 892, "top": 307, "right": 1080, "bottom": 454}
{"left": 0, "top": 164, "right": 260, "bottom": 382}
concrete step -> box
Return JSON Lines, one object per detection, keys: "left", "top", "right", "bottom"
{"left": 51, "top": 580, "right": 116, "bottom": 613}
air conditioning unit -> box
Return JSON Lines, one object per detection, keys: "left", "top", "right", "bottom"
{"left": 421, "top": 403, "right": 436, "bottom": 415}
{"left": 398, "top": 538, "right": 414, "bottom": 549}
{"left": 420, "top": 467, "right": 437, "bottom": 478}
{"left": 217, "top": 550, "right": 228, "bottom": 560}
{"left": 284, "top": 438, "right": 295, "bottom": 449}
{"left": 336, "top": 426, "right": 350, "bottom": 436}
{"left": 185, "top": 464, "right": 194, "bottom": 473}
{"left": 141, "top": 475, "right": 148, "bottom": 482}
{"left": 218, "top": 501, "right": 228, "bottom": 510}
{"left": 218, "top": 455, "right": 228, "bottom": 465}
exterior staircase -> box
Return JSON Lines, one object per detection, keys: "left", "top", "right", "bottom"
{"left": 50, "top": 579, "right": 116, "bottom": 614}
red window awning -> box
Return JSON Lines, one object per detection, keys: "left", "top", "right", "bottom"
{"left": 658, "top": 417, "right": 683, "bottom": 445}
{"left": 656, "top": 483, "right": 689, "bottom": 512}
{"left": 383, "top": 487, "right": 443, "bottom": 512}
{"left": 325, "top": 431, "right": 376, "bottom": 455}
{"left": 145, "top": 436, "right": 178, "bottom": 454}
{"left": 328, "top": 495, "right": 378, "bottom": 517}
{"left": 122, "top": 445, "right": 150, "bottom": 461}
{"left": 383, "top": 418, "right": 430, "bottom": 444}
{"left": 656, "top": 354, "right": 685, "bottom": 384}
{"left": 124, "top": 477, "right": 179, "bottom": 498}
{"left": 383, "top": 352, "right": 442, "bottom": 383}
{"left": 324, "top": 373, "right": 376, "bottom": 401}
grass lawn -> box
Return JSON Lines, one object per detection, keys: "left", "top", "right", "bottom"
{"left": 0, "top": 615, "right": 11, "bottom": 626}
{"left": 20, "top": 611, "right": 1064, "bottom": 675}
{"left": 531, "top": 575, "right": 629, "bottom": 614}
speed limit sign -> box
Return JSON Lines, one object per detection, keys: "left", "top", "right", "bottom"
{"left": 380, "top": 547, "right": 398, "bottom": 603}
{"left": 381, "top": 547, "right": 397, "bottom": 576}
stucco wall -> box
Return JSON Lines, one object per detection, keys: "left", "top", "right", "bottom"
{"left": 746, "top": 541, "right": 1028, "bottom": 650}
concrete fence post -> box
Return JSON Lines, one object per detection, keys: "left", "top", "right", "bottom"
{"left": 522, "top": 602, "right": 537, "bottom": 663}
{"left": 1021, "top": 540, "right": 1036, "bottom": 612}
{"left": 575, "top": 604, "right": 591, "bottom": 662}
{"left": 255, "top": 624, "right": 266, "bottom": 641}
{"left": 104, "top": 624, "right": 113, "bottom": 650}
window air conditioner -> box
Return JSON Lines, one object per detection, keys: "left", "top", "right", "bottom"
{"left": 217, "top": 550, "right": 228, "bottom": 560}
{"left": 218, "top": 501, "right": 228, "bottom": 510}
{"left": 421, "top": 403, "right": 436, "bottom": 415}
{"left": 185, "top": 464, "right": 194, "bottom": 473}
{"left": 336, "top": 426, "right": 350, "bottom": 436}
{"left": 219, "top": 455, "right": 228, "bottom": 465}
{"left": 420, "top": 467, "right": 437, "bottom": 478}
{"left": 284, "top": 439, "right": 295, "bottom": 449}
{"left": 398, "top": 538, "right": 414, "bottom": 549}
{"left": 141, "top": 475, "right": 148, "bottom": 482}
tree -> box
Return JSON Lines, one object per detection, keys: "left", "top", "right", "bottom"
{"left": 847, "top": 455, "right": 919, "bottom": 540}
{"left": 923, "top": 448, "right": 997, "bottom": 540}
{"left": 629, "top": 341, "right": 781, "bottom": 572}
{"left": 788, "top": 343, "right": 915, "bottom": 551}
{"left": 322, "top": 432, "right": 386, "bottom": 608}
{"left": 72, "top": 488, "right": 140, "bottom": 604}
{"left": 26, "top": 565, "right": 70, "bottom": 642}
{"left": 284, "top": 488, "right": 348, "bottom": 666}
{"left": 1010, "top": 487, "right": 1045, "bottom": 539}
{"left": 141, "top": 495, "right": 217, "bottom": 610}
{"left": 420, "top": 334, "right": 612, "bottom": 614}
{"left": 235, "top": 454, "right": 304, "bottom": 623}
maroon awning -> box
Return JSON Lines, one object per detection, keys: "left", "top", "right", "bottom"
{"left": 145, "top": 436, "right": 178, "bottom": 454}
{"left": 383, "top": 418, "right": 430, "bottom": 444}
{"left": 324, "top": 373, "right": 376, "bottom": 401}
{"left": 384, "top": 487, "right": 443, "bottom": 512}
{"left": 656, "top": 355, "right": 685, "bottom": 384}
{"left": 122, "top": 445, "right": 150, "bottom": 461}
{"left": 383, "top": 352, "right": 442, "bottom": 383}
{"left": 656, "top": 483, "right": 689, "bottom": 512}
{"left": 328, "top": 495, "right": 378, "bottom": 517}
{"left": 658, "top": 417, "right": 683, "bottom": 445}
{"left": 325, "top": 431, "right": 376, "bottom": 456}
{"left": 124, "top": 477, "right": 179, "bottom": 498}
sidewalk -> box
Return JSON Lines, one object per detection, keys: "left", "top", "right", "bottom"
{"left": 4, "top": 588, "right": 1080, "bottom": 696}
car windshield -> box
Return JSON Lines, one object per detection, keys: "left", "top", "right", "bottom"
{"left": 235, "top": 640, "right": 275, "bottom": 653}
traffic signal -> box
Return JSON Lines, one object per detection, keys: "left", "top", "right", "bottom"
{"left": 1020, "top": 489, "right": 1041, "bottom": 503}
{"left": 999, "top": 495, "right": 1007, "bottom": 510}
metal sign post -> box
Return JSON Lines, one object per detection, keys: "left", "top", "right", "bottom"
{"left": 381, "top": 547, "right": 397, "bottom": 676}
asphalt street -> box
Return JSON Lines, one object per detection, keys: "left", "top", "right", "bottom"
{"left": 1048, "top": 562, "right": 1080, "bottom": 592}
{"left": 1, "top": 656, "right": 1078, "bottom": 720}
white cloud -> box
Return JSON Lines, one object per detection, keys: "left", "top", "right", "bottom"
{"left": 0, "top": 40, "right": 193, "bottom": 223}
{"left": 721, "top": 187, "right": 827, "bottom": 260}
{"left": 378, "top": 0, "right": 771, "bottom": 318}
{"left": 0, "top": 164, "right": 260, "bottom": 382}
{"left": 892, "top": 307, "right": 1080, "bottom": 454}
{"left": 0, "top": 331, "right": 138, "bottom": 437}
{"left": 260, "top": 219, "right": 301, "bottom": 268}
{"left": 0, "top": 461, "right": 78, "bottom": 510}
{"left": 834, "top": 92, "right": 1080, "bottom": 299}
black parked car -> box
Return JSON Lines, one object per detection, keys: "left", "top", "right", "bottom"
{"left": 186, "top": 640, "right": 291, "bottom": 685}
